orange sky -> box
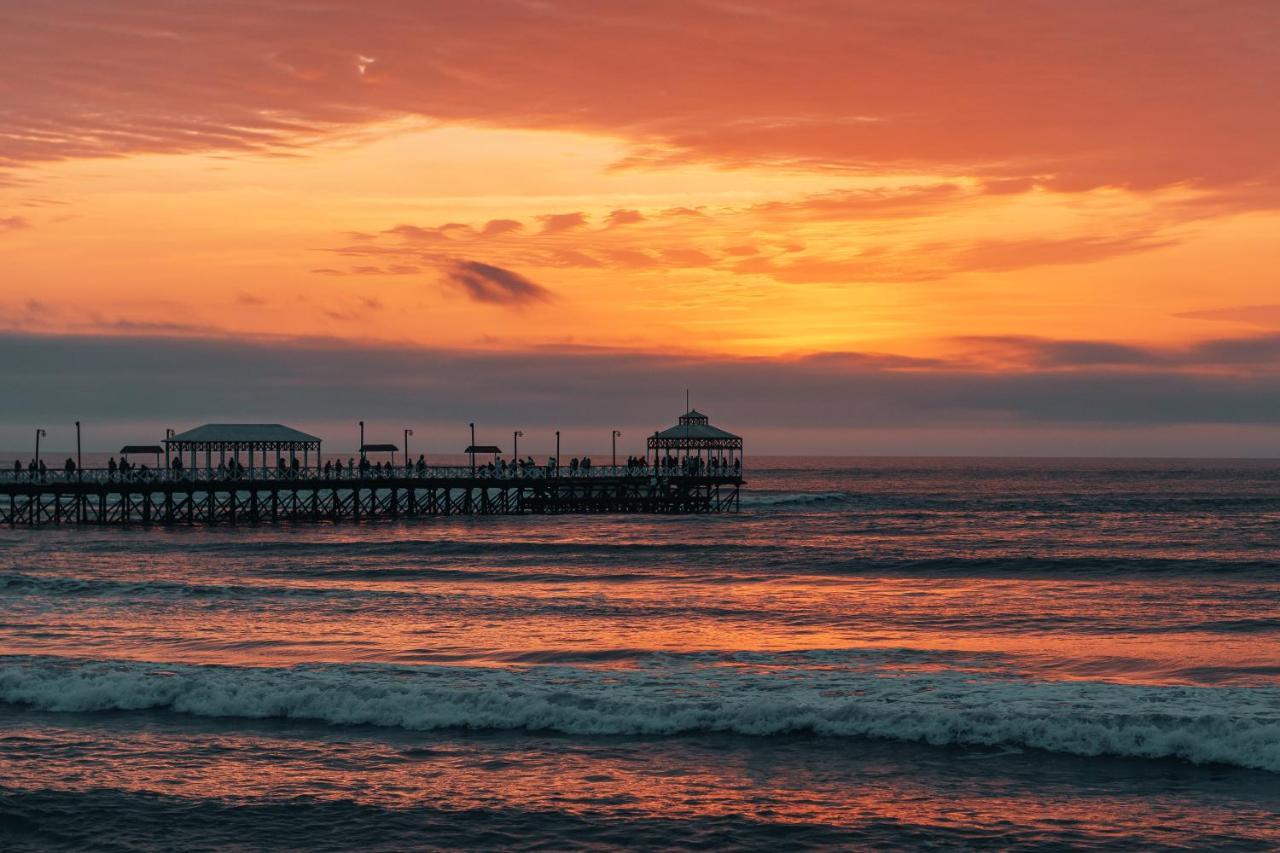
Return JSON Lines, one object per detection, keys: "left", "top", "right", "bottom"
{"left": 2, "top": 1, "right": 1279, "bottom": 452}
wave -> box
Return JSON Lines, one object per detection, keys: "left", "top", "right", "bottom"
{"left": 740, "top": 491, "right": 857, "bottom": 508}
{"left": 2, "top": 655, "right": 1277, "bottom": 773}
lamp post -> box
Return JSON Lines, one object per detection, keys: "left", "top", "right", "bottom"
{"left": 612, "top": 430, "right": 621, "bottom": 470}
{"left": 359, "top": 421, "right": 365, "bottom": 461}
{"left": 164, "top": 428, "right": 173, "bottom": 474}
{"left": 404, "top": 428, "right": 413, "bottom": 463}
{"left": 75, "top": 421, "right": 82, "bottom": 475}
{"left": 513, "top": 430, "right": 523, "bottom": 462}
{"left": 34, "top": 428, "right": 45, "bottom": 472}
{"left": 469, "top": 422, "right": 476, "bottom": 476}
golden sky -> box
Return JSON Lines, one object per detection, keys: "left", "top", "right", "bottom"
{"left": 2, "top": 1, "right": 1279, "bottom": 452}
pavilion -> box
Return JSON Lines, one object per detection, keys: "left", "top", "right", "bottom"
{"left": 360, "top": 443, "right": 400, "bottom": 465}
{"left": 120, "top": 444, "right": 165, "bottom": 469}
{"left": 165, "top": 424, "right": 322, "bottom": 472}
{"left": 647, "top": 409, "right": 742, "bottom": 471}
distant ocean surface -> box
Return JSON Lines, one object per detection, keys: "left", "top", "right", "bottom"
{"left": 2, "top": 457, "right": 1279, "bottom": 850}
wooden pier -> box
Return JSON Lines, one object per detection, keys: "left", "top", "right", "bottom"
{"left": 0, "top": 468, "right": 743, "bottom": 526}
{"left": 4, "top": 409, "right": 746, "bottom": 526}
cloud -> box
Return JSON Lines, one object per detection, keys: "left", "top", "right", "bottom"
{"left": 947, "top": 234, "right": 1179, "bottom": 273}
{"left": 538, "top": 212, "right": 587, "bottom": 234}
{"left": 481, "top": 219, "right": 523, "bottom": 237}
{"left": 383, "top": 223, "right": 471, "bottom": 243}
{"left": 1188, "top": 333, "right": 1280, "bottom": 365}
{"left": 86, "top": 319, "right": 224, "bottom": 336}
{"left": 953, "top": 333, "right": 1280, "bottom": 370}
{"left": 954, "top": 336, "right": 1161, "bottom": 369}
{"left": 1175, "top": 305, "right": 1280, "bottom": 327}
{"left": 310, "top": 264, "right": 420, "bottom": 276}
{"left": 5, "top": 333, "right": 1280, "bottom": 457}
{"left": 441, "top": 260, "right": 552, "bottom": 306}
{"left": 3, "top": 1, "right": 1278, "bottom": 212}
{"left": 736, "top": 231, "right": 1177, "bottom": 283}
{"left": 605, "top": 209, "right": 644, "bottom": 227}
{"left": 659, "top": 248, "right": 714, "bottom": 267}
{"left": 750, "top": 184, "right": 970, "bottom": 221}
{"left": 1, "top": 216, "right": 31, "bottom": 231}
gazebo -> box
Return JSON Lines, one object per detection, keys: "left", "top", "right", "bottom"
{"left": 360, "top": 443, "right": 399, "bottom": 465}
{"left": 647, "top": 410, "right": 742, "bottom": 472}
{"left": 120, "top": 444, "right": 165, "bottom": 469}
{"left": 165, "top": 424, "right": 322, "bottom": 473}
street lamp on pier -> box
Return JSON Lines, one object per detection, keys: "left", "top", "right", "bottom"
{"left": 555, "top": 430, "right": 560, "bottom": 476}
{"left": 513, "top": 430, "right": 523, "bottom": 462}
{"left": 34, "top": 428, "right": 46, "bottom": 469}
{"left": 404, "top": 428, "right": 413, "bottom": 463}
{"left": 359, "top": 421, "right": 365, "bottom": 461}
{"left": 612, "top": 430, "right": 622, "bottom": 469}
{"left": 76, "top": 421, "right": 83, "bottom": 475}
{"left": 469, "top": 422, "right": 476, "bottom": 475}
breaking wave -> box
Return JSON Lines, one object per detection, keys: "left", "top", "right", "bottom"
{"left": 2, "top": 655, "right": 1277, "bottom": 773}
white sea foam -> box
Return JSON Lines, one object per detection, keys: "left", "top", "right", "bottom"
{"left": 2, "top": 655, "right": 1278, "bottom": 772}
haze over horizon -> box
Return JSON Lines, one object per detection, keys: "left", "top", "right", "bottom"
{"left": 4, "top": 1, "right": 1280, "bottom": 455}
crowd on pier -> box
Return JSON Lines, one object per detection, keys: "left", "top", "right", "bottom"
{"left": 4, "top": 452, "right": 741, "bottom": 484}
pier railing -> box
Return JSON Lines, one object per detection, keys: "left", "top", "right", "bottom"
{"left": 0, "top": 463, "right": 742, "bottom": 486}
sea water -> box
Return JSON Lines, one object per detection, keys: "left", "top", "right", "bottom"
{"left": 1, "top": 457, "right": 1278, "bottom": 849}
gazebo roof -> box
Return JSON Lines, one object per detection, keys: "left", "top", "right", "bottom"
{"left": 167, "top": 424, "right": 321, "bottom": 444}
{"left": 652, "top": 410, "right": 741, "bottom": 441}
{"left": 654, "top": 423, "right": 740, "bottom": 440}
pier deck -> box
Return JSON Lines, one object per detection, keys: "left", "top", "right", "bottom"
{"left": 0, "top": 466, "right": 743, "bottom": 526}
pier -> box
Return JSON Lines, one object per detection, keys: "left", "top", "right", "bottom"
{"left": 2, "top": 410, "right": 744, "bottom": 526}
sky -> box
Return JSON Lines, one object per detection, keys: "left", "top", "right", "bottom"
{"left": 2, "top": 1, "right": 1279, "bottom": 455}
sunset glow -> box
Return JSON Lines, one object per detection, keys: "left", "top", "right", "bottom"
{"left": 4, "top": 1, "right": 1280, "bottom": 452}
{"left": 4, "top": 7, "right": 1280, "bottom": 847}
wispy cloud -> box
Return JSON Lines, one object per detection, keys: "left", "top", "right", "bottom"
{"left": 1175, "top": 305, "right": 1280, "bottom": 327}
{"left": 3, "top": 2, "right": 1277, "bottom": 213}
{"left": 442, "top": 260, "right": 552, "bottom": 306}
{"left": 538, "top": 212, "right": 587, "bottom": 234}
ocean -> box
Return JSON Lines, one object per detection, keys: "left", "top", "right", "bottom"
{"left": 1, "top": 457, "right": 1278, "bottom": 850}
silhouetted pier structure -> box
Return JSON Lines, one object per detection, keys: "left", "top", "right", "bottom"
{"left": 2, "top": 413, "right": 744, "bottom": 526}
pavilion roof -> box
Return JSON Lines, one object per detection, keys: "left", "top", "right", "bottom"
{"left": 167, "top": 424, "right": 321, "bottom": 444}
{"left": 654, "top": 423, "right": 740, "bottom": 440}
{"left": 653, "top": 410, "right": 740, "bottom": 441}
